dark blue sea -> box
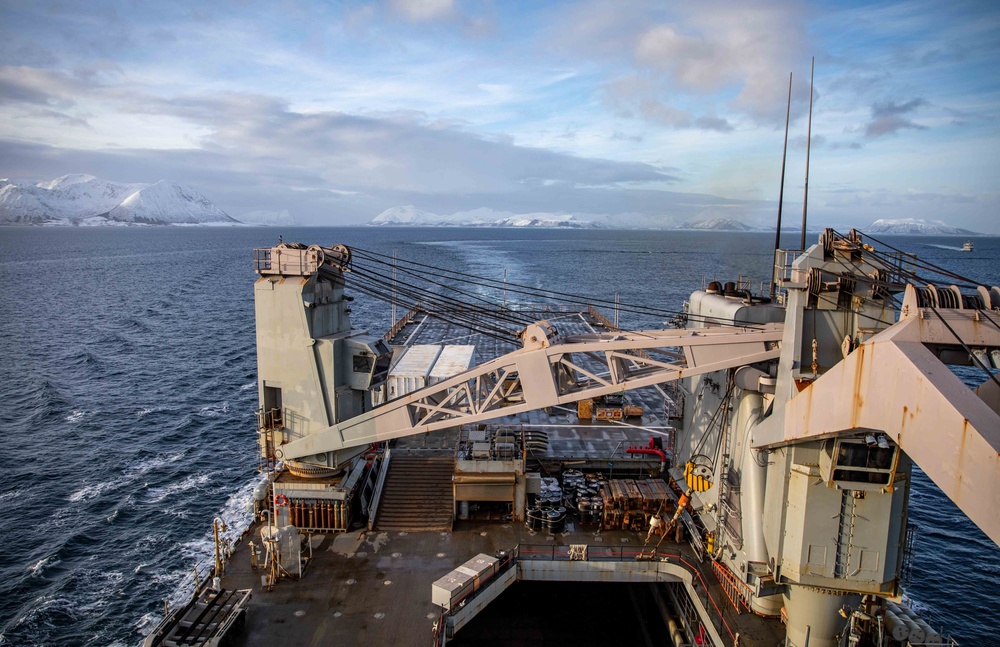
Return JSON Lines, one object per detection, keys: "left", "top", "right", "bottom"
{"left": 0, "top": 226, "right": 997, "bottom": 645}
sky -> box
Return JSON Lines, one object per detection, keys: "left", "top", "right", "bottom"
{"left": 0, "top": 0, "right": 998, "bottom": 231}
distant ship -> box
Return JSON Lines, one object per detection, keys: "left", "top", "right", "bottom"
{"left": 145, "top": 230, "right": 1000, "bottom": 647}
{"left": 963, "top": 240, "right": 974, "bottom": 251}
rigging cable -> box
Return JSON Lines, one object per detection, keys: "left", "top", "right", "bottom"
{"left": 350, "top": 246, "right": 767, "bottom": 330}
{"left": 350, "top": 258, "right": 535, "bottom": 327}
{"left": 347, "top": 275, "right": 518, "bottom": 341}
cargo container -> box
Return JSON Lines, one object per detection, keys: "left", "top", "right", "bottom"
{"left": 428, "top": 345, "right": 476, "bottom": 385}
{"left": 386, "top": 345, "right": 442, "bottom": 400}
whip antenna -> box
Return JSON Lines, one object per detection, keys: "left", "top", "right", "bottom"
{"left": 801, "top": 56, "right": 815, "bottom": 249}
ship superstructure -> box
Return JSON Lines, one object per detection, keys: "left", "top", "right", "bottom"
{"left": 147, "top": 230, "right": 1000, "bottom": 647}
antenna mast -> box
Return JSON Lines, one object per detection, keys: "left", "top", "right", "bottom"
{"left": 800, "top": 56, "right": 814, "bottom": 250}
{"left": 771, "top": 72, "right": 793, "bottom": 300}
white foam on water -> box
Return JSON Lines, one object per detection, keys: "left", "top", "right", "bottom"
{"left": 136, "top": 406, "right": 168, "bottom": 419}
{"left": 125, "top": 451, "right": 186, "bottom": 477}
{"left": 28, "top": 555, "right": 60, "bottom": 577}
{"left": 66, "top": 410, "right": 86, "bottom": 422}
{"left": 146, "top": 473, "right": 211, "bottom": 504}
{"left": 240, "top": 381, "right": 256, "bottom": 391}
{"left": 140, "top": 475, "right": 261, "bottom": 634}
{"left": 197, "top": 401, "right": 229, "bottom": 418}
{"left": 69, "top": 478, "right": 120, "bottom": 502}
{"left": 7, "top": 564, "right": 128, "bottom": 641}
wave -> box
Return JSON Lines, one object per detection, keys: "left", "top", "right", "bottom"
{"left": 65, "top": 409, "right": 90, "bottom": 423}
{"left": 68, "top": 479, "right": 119, "bottom": 503}
{"left": 28, "top": 555, "right": 61, "bottom": 578}
{"left": 197, "top": 402, "right": 229, "bottom": 418}
{"left": 145, "top": 473, "right": 211, "bottom": 505}
{"left": 124, "top": 451, "right": 185, "bottom": 476}
{"left": 16, "top": 379, "right": 73, "bottom": 425}
{"left": 120, "top": 316, "right": 151, "bottom": 334}
{"left": 68, "top": 349, "right": 101, "bottom": 368}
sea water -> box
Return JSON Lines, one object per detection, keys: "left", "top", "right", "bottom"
{"left": 0, "top": 226, "right": 996, "bottom": 645}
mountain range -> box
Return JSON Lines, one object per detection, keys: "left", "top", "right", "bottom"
{"left": 369, "top": 205, "right": 762, "bottom": 231}
{"left": 1, "top": 176, "right": 982, "bottom": 235}
{"left": 369, "top": 206, "right": 984, "bottom": 235}
{"left": 864, "top": 218, "right": 978, "bottom": 236}
{"left": 0, "top": 175, "right": 296, "bottom": 226}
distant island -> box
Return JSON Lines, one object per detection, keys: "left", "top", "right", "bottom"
{"left": 368, "top": 206, "right": 982, "bottom": 235}
{"left": 367, "top": 205, "right": 758, "bottom": 231}
{"left": 0, "top": 174, "right": 295, "bottom": 226}
{"left": 863, "top": 218, "right": 979, "bottom": 236}
{"left": 2, "top": 177, "right": 984, "bottom": 236}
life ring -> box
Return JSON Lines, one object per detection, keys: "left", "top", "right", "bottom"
{"left": 274, "top": 493, "right": 289, "bottom": 507}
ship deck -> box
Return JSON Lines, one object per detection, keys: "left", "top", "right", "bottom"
{"left": 221, "top": 516, "right": 784, "bottom": 647}
{"left": 218, "top": 307, "right": 784, "bottom": 646}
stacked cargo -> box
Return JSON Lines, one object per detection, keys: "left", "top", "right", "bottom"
{"left": 560, "top": 470, "right": 605, "bottom": 526}
{"left": 600, "top": 478, "right": 675, "bottom": 532}
{"left": 428, "top": 345, "right": 476, "bottom": 385}
{"left": 386, "top": 345, "right": 442, "bottom": 400}
{"left": 431, "top": 554, "right": 499, "bottom": 611}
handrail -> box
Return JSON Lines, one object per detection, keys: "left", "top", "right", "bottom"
{"left": 383, "top": 305, "right": 423, "bottom": 342}
{"left": 587, "top": 304, "right": 618, "bottom": 332}
{"left": 430, "top": 543, "right": 735, "bottom": 646}
{"left": 367, "top": 448, "right": 392, "bottom": 531}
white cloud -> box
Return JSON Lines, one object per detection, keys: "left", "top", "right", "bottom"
{"left": 554, "top": 0, "right": 812, "bottom": 128}
{"left": 389, "top": 0, "right": 456, "bottom": 22}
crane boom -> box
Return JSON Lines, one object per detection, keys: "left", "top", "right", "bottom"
{"left": 279, "top": 322, "right": 783, "bottom": 461}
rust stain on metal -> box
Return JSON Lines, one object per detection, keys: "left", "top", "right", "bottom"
{"left": 850, "top": 345, "right": 866, "bottom": 428}
{"left": 955, "top": 419, "right": 970, "bottom": 488}
{"left": 793, "top": 382, "right": 814, "bottom": 441}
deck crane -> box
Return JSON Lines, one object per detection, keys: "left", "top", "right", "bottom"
{"left": 252, "top": 232, "right": 1000, "bottom": 647}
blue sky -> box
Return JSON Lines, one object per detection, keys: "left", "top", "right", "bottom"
{"left": 1, "top": 0, "right": 998, "bottom": 231}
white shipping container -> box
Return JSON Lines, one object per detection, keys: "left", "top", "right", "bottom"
{"left": 386, "top": 345, "right": 442, "bottom": 400}
{"left": 431, "top": 553, "right": 498, "bottom": 609}
{"left": 428, "top": 345, "right": 476, "bottom": 385}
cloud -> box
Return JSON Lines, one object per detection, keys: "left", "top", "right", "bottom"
{"left": 0, "top": 134, "right": 742, "bottom": 225}
{"left": 556, "top": 0, "right": 811, "bottom": 127}
{"left": 0, "top": 66, "right": 80, "bottom": 107}
{"left": 865, "top": 98, "right": 928, "bottom": 137}
{"left": 388, "top": 0, "right": 456, "bottom": 22}
{"left": 603, "top": 75, "right": 733, "bottom": 132}
{"left": 121, "top": 93, "right": 676, "bottom": 194}
{"left": 0, "top": 89, "right": 688, "bottom": 223}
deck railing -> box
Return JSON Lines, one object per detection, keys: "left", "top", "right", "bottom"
{"left": 430, "top": 543, "right": 735, "bottom": 647}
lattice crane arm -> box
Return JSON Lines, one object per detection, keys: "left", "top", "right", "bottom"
{"left": 279, "top": 322, "right": 783, "bottom": 461}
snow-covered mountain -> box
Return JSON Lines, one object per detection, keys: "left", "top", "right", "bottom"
{"left": 865, "top": 218, "right": 978, "bottom": 236}
{"left": 0, "top": 175, "right": 147, "bottom": 224}
{"left": 237, "top": 209, "right": 297, "bottom": 226}
{"left": 369, "top": 205, "right": 595, "bottom": 228}
{"left": 676, "top": 217, "right": 755, "bottom": 231}
{"left": 369, "top": 205, "right": 454, "bottom": 226}
{"left": 103, "top": 181, "right": 236, "bottom": 224}
{"left": 492, "top": 214, "right": 587, "bottom": 228}
{"left": 367, "top": 205, "right": 765, "bottom": 230}
{"left": 0, "top": 175, "right": 236, "bottom": 226}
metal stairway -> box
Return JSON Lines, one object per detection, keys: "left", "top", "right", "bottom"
{"left": 834, "top": 490, "right": 856, "bottom": 578}
{"left": 373, "top": 450, "right": 456, "bottom": 531}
